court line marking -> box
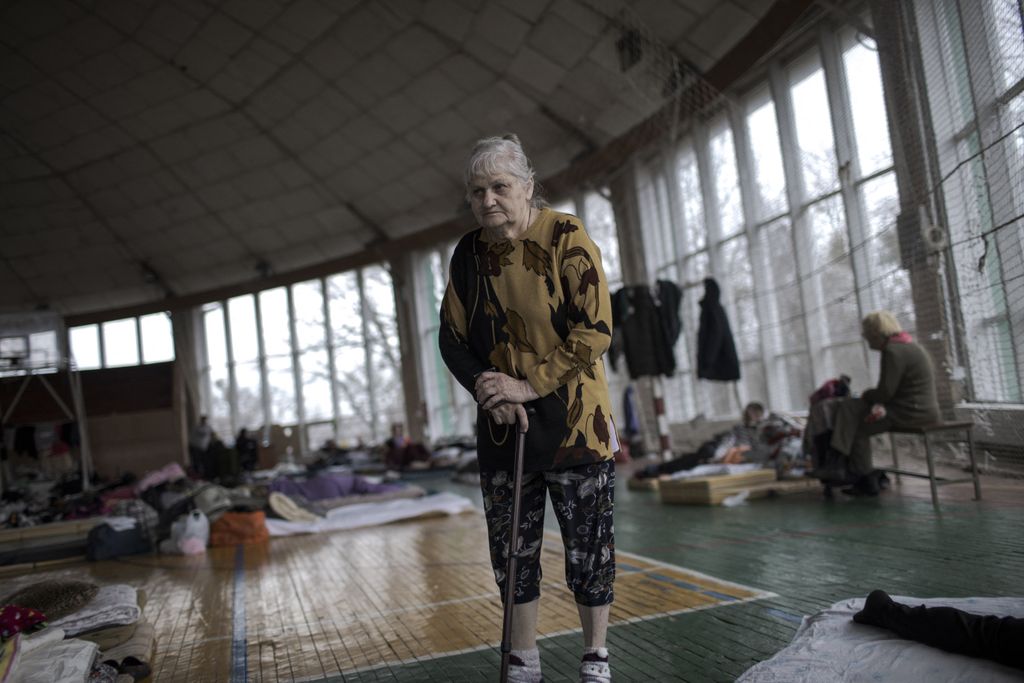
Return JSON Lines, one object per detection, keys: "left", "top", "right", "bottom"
{"left": 230, "top": 545, "right": 247, "bottom": 683}
{"left": 292, "top": 533, "right": 776, "bottom": 681}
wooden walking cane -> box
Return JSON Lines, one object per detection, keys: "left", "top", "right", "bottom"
{"left": 500, "top": 407, "right": 532, "bottom": 683}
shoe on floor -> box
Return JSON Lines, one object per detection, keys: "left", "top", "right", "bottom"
{"left": 579, "top": 647, "right": 611, "bottom": 682}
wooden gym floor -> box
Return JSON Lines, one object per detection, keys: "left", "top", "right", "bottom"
{"left": 2, "top": 463, "right": 1022, "bottom": 682}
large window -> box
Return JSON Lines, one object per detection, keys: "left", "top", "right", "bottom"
{"left": 69, "top": 313, "right": 175, "bottom": 371}
{"left": 631, "top": 19, "right": 903, "bottom": 417}
{"left": 915, "top": 0, "right": 1024, "bottom": 403}
{"left": 199, "top": 267, "right": 404, "bottom": 451}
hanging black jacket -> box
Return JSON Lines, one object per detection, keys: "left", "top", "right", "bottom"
{"left": 696, "top": 278, "right": 740, "bottom": 381}
{"left": 609, "top": 280, "right": 682, "bottom": 378}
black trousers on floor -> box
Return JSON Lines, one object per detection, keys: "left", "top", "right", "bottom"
{"left": 879, "top": 601, "right": 1024, "bottom": 670}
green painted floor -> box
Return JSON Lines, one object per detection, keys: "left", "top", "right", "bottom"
{"left": 329, "top": 466, "right": 1024, "bottom": 682}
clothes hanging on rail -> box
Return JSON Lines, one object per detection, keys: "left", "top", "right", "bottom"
{"left": 696, "top": 278, "right": 740, "bottom": 381}
{"left": 608, "top": 280, "right": 682, "bottom": 378}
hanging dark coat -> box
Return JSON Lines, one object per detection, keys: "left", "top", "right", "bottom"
{"left": 696, "top": 278, "right": 740, "bottom": 381}
{"left": 608, "top": 280, "right": 682, "bottom": 378}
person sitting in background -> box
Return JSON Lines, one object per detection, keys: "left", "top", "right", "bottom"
{"left": 235, "top": 428, "right": 258, "bottom": 472}
{"left": 828, "top": 311, "right": 939, "bottom": 496}
{"left": 634, "top": 402, "right": 767, "bottom": 479}
{"left": 188, "top": 415, "right": 213, "bottom": 476}
{"left": 383, "top": 423, "right": 430, "bottom": 470}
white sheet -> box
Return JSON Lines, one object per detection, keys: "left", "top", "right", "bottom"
{"left": 9, "top": 628, "right": 98, "bottom": 683}
{"left": 738, "top": 596, "right": 1024, "bottom": 682}
{"left": 667, "top": 463, "right": 763, "bottom": 480}
{"left": 50, "top": 584, "right": 140, "bottom": 637}
{"left": 265, "top": 492, "right": 475, "bottom": 536}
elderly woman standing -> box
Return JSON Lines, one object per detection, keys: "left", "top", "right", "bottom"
{"left": 439, "top": 134, "right": 617, "bottom": 683}
{"left": 830, "top": 311, "right": 940, "bottom": 495}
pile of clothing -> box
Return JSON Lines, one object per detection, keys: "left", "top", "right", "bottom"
{"left": 0, "top": 578, "right": 153, "bottom": 682}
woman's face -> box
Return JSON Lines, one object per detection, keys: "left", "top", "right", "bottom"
{"left": 467, "top": 172, "right": 534, "bottom": 233}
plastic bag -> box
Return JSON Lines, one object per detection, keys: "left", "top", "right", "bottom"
{"left": 159, "top": 510, "right": 209, "bottom": 555}
{"left": 722, "top": 489, "right": 750, "bottom": 507}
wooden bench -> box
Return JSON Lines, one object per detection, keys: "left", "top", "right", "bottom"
{"left": 882, "top": 421, "right": 980, "bottom": 509}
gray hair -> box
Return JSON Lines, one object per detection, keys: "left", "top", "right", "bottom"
{"left": 862, "top": 310, "right": 902, "bottom": 338}
{"left": 463, "top": 133, "right": 535, "bottom": 193}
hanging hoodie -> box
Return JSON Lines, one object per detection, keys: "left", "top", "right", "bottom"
{"left": 696, "top": 278, "right": 740, "bottom": 381}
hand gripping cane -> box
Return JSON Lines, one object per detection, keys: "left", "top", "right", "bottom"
{"left": 499, "top": 407, "right": 534, "bottom": 683}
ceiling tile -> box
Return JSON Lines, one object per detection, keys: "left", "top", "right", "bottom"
{"left": 419, "top": 0, "right": 473, "bottom": 42}
{"left": 372, "top": 91, "right": 428, "bottom": 135}
{"left": 438, "top": 53, "right": 493, "bottom": 91}
{"left": 350, "top": 51, "right": 410, "bottom": 100}
{"left": 507, "top": 46, "right": 566, "bottom": 95}
{"left": 197, "top": 12, "right": 253, "bottom": 55}
{"left": 471, "top": 4, "right": 530, "bottom": 53}
{"left": 92, "top": 0, "right": 149, "bottom": 34}
{"left": 405, "top": 69, "right": 464, "bottom": 114}
{"left": 4, "top": 0, "right": 81, "bottom": 38}
{"left": 687, "top": 2, "right": 754, "bottom": 58}
{"left": 174, "top": 38, "right": 234, "bottom": 83}
{"left": 550, "top": 0, "right": 608, "bottom": 38}
{"left": 0, "top": 53, "right": 43, "bottom": 91}
{"left": 387, "top": 25, "right": 451, "bottom": 75}
{"left": 303, "top": 34, "right": 358, "bottom": 80}
{"left": 141, "top": 3, "right": 203, "bottom": 47}
{"left": 195, "top": 181, "right": 246, "bottom": 211}
{"left": 220, "top": 0, "right": 283, "bottom": 31}
{"left": 63, "top": 16, "right": 122, "bottom": 57}
{"left": 335, "top": 6, "right": 392, "bottom": 57}
{"left": 278, "top": 0, "right": 344, "bottom": 42}
{"left": 88, "top": 86, "right": 150, "bottom": 120}
{"left": 529, "top": 12, "right": 595, "bottom": 70}
{"left": 232, "top": 136, "right": 283, "bottom": 168}
{"left": 149, "top": 131, "right": 199, "bottom": 164}
{"left": 501, "top": 0, "right": 546, "bottom": 22}
{"left": 273, "top": 160, "right": 314, "bottom": 189}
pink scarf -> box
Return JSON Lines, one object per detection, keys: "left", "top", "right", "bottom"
{"left": 888, "top": 331, "right": 913, "bottom": 345}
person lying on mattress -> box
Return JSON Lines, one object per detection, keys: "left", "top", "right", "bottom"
{"left": 853, "top": 589, "right": 1023, "bottom": 670}
{"left": 633, "top": 402, "right": 766, "bottom": 480}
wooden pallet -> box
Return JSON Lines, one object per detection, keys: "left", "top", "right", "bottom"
{"left": 627, "top": 476, "right": 660, "bottom": 492}
{"left": 659, "top": 469, "right": 795, "bottom": 505}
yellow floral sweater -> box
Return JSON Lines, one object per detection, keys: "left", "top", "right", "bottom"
{"left": 439, "top": 208, "right": 616, "bottom": 472}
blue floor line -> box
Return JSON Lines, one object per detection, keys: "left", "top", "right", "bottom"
{"left": 231, "top": 545, "right": 247, "bottom": 682}
{"left": 764, "top": 607, "right": 804, "bottom": 624}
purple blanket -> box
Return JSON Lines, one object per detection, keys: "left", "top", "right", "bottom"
{"left": 269, "top": 473, "right": 402, "bottom": 502}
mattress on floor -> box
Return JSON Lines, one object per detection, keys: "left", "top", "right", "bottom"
{"left": 738, "top": 596, "right": 1024, "bottom": 682}
{"left": 658, "top": 468, "right": 778, "bottom": 505}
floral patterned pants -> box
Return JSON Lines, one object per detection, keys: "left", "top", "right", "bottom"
{"left": 479, "top": 459, "right": 615, "bottom": 607}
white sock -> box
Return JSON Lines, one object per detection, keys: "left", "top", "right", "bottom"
{"left": 580, "top": 647, "right": 611, "bottom": 682}
{"left": 507, "top": 647, "right": 542, "bottom": 683}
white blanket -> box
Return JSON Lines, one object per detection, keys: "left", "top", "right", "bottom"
{"left": 8, "top": 628, "right": 98, "bottom": 683}
{"left": 667, "top": 463, "right": 763, "bottom": 480}
{"left": 738, "top": 596, "right": 1024, "bottom": 682}
{"left": 266, "top": 492, "right": 475, "bottom": 536}
{"left": 50, "top": 584, "right": 140, "bottom": 637}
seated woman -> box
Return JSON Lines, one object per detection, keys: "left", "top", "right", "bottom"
{"left": 829, "top": 311, "right": 940, "bottom": 496}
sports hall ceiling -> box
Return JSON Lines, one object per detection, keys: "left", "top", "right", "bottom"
{"left": 0, "top": 0, "right": 799, "bottom": 322}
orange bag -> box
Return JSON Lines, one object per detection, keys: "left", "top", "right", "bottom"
{"left": 209, "top": 510, "right": 270, "bottom": 547}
